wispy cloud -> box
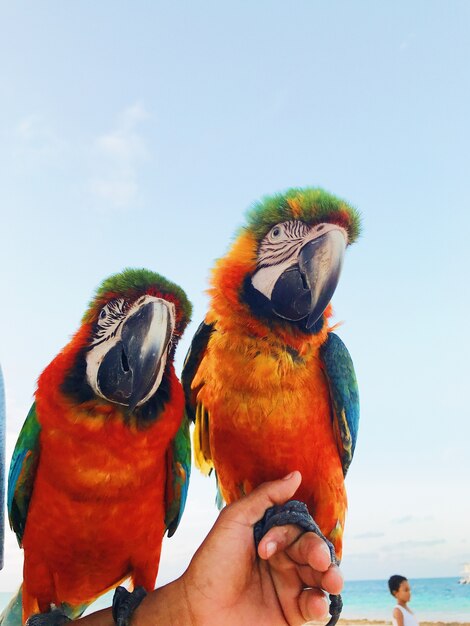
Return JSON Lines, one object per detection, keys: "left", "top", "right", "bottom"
{"left": 14, "top": 115, "right": 64, "bottom": 158}
{"left": 392, "top": 514, "right": 434, "bottom": 525}
{"left": 346, "top": 551, "right": 379, "bottom": 560}
{"left": 352, "top": 531, "right": 385, "bottom": 540}
{"left": 381, "top": 539, "right": 446, "bottom": 552}
{"left": 393, "top": 515, "right": 413, "bottom": 524}
{"left": 89, "top": 102, "right": 150, "bottom": 209}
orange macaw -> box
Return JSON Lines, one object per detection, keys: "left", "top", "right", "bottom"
{"left": 183, "top": 187, "right": 360, "bottom": 625}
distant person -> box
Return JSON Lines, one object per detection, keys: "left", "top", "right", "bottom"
{"left": 388, "top": 575, "right": 419, "bottom": 626}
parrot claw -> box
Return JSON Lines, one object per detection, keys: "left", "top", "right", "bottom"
{"left": 253, "top": 499, "right": 343, "bottom": 626}
{"left": 326, "top": 593, "right": 343, "bottom": 626}
{"left": 112, "top": 586, "right": 147, "bottom": 626}
{"left": 26, "top": 607, "right": 71, "bottom": 626}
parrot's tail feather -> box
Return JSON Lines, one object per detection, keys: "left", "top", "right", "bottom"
{"left": 61, "top": 602, "right": 89, "bottom": 620}
{"left": 193, "top": 403, "right": 213, "bottom": 475}
{"left": 0, "top": 586, "right": 23, "bottom": 626}
{"left": 214, "top": 472, "right": 225, "bottom": 510}
{"left": 0, "top": 585, "right": 91, "bottom": 626}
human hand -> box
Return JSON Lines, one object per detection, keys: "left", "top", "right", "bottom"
{"left": 170, "top": 470, "right": 343, "bottom": 626}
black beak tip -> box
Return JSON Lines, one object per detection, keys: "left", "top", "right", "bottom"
{"left": 306, "top": 311, "right": 321, "bottom": 328}
{"left": 127, "top": 399, "right": 138, "bottom": 412}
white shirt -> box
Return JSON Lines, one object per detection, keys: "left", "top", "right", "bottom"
{"left": 392, "top": 605, "right": 420, "bottom": 626}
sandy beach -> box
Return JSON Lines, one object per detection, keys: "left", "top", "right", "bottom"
{"left": 308, "top": 619, "right": 470, "bottom": 626}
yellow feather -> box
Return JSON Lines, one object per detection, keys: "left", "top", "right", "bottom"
{"left": 193, "top": 402, "right": 214, "bottom": 475}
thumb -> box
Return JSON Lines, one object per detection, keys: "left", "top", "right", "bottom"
{"left": 230, "top": 471, "right": 302, "bottom": 527}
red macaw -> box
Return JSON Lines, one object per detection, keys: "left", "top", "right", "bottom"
{"left": 183, "top": 187, "right": 360, "bottom": 624}
{"left": 5, "top": 268, "right": 192, "bottom": 625}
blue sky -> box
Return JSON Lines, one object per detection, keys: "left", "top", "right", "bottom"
{"left": 0, "top": 0, "right": 469, "bottom": 593}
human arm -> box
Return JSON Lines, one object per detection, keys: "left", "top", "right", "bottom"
{"left": 393, "top": 607, "right": 404, "bottom": 626}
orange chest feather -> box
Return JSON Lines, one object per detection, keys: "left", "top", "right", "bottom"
{"left": 34, "top": 380, "right": 184, "bottom": 500}
{"left": 195, "top": 330, "right": 338, "bottom": 460}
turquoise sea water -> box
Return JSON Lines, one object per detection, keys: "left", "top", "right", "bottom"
{"left": 341, "top": 577, "right": 470, "bottom": 622}
{"left": 0, "top": 578, "right": 469, "bottom": 622}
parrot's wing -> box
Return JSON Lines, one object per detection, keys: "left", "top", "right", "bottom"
{"left": 320, "top": 332, "right": 359, "bottom": 477}
{"left": 181, "top": 320, "right": 215, "bottom": 423}
{"left": 181, "top": 320, "right": 216, "bottom": 475}
{"left": 7, "top": 403, "right": 41, "bottom": 546}
{"left": 164, "top": 414, "right": 191, "bottom": 537}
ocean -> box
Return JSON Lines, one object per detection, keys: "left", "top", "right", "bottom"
{"left": 0, "top": 578, "right": 469, "bottom": 623}
{"left": 341, "top": 577, "right": 470, "bottom": 622}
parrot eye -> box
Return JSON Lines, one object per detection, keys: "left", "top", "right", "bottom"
{"left": 97, "top": 299, "right": 126, "bottom": 328}
{"left": 91, "top": 299, "right": 128, "bottom": 346}
{"left": 98, "top": 304, "right": 114, "bottom": 325}
{"left": 269, "top": 225, "right": 284, "bottom": 241}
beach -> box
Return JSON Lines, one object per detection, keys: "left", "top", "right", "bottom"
{"left": 308, "top": 621, "right": 470, "bottom": 626}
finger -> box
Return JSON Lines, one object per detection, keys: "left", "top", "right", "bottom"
{"left": 229, "top": 471, "right": 302, "bottom": 527}
{"left": 259, "top": 527, "right": 331, "bottom": 573}
{"left": 298, "top": 588, "right": 330, "bottom": 622}
{"left": 269, "top": 562, "right": 330, "bottom": 626}
{"left": 321, "top": 564, "right": 343, "bottom": 595}
{"left": 258, "top": 524, "right": 302, "bottom": 560}
{"left": 267, "top": 559, "right": 311, "bottom": 626}
{"left": 297, "top": 563, "right": 344, "bottom": 596}
{"left": 259, "top": 527, "right": 343, "bottom": 594}
{"left": 288, "top": 531, "right": 332, "bottom": 571}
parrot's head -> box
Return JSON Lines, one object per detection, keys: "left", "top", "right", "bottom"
{"left": 59, "top": 268, "right": 192, "bottom": 421}
{"left": 210, "top": 187, "right": 360, "bottom": 334}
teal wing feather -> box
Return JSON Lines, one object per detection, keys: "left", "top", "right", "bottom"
{"left": 164, "top": 413, "right": 191, "bottom": 537}
{"left": 181, "top": 320, "right": 215, "bottom": 423}
{"left": 7, "top": 403, "right": 41, "bottom": 546}
{"left": 0, "top": 366, "right": 5, "bottom": 569}
{"left": 320, "top": 332, "right": 359, "bottom": 477}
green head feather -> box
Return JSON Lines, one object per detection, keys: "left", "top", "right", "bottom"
{"left": 245, "top": 187, "right": 361, "bottom": 244}
{"left": 83, "top": 268, "right": 192, "bottom": 327}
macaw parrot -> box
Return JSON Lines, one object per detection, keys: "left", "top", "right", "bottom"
{"left": 182, "top": 187, "right": 360, "bottom": 624}
{"left": 3, "top": 268, "right": 192, "bottom": 625}
{"left": 0, "top": 365, "right": 5, "bottom": 571}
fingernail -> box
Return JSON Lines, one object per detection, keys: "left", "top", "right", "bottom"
{"left": 282, "top": 471, "right": 295, "bottom": 480}
{"left": 265, "top": 541, "right": 277, "bottom": 558}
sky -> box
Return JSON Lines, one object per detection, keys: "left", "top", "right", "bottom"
{"left": 0, "top": 0, "right": 469, "bottom": 596}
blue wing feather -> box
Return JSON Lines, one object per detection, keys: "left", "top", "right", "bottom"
{"left": 7, "top": 403, "right": 41, "bottom": 546}
{"left": 320, "top": 332, "right": 359, "bottom": 476}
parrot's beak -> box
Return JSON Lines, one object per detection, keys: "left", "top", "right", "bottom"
{"left": 271, "top": 227, "right": 346, "bottom": 328}
{"left": 97, "top": 299, "right": 175, "bottom": 409}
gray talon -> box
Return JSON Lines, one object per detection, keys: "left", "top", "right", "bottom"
{"left": 26, "top": 608, "right": 71, "bottom": 626}
{"left": 112, "top": 586, "right": 147, "bottom": 626}
{"left": 326, "top": 592, "right": 343, "bottom": 626}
